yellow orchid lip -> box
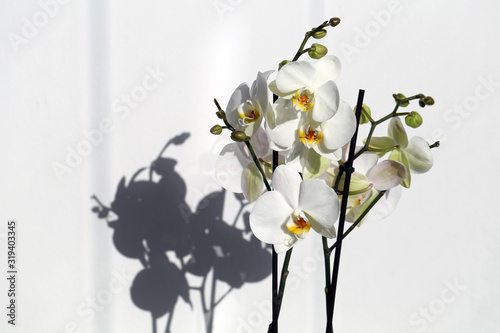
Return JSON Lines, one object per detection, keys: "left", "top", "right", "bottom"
{"left": 237, "top": 100, "right": 260, "bottom": 126}
{"left": 287, "top": 210, "right": 312, "bottom": 238}
{"left": 293, "top": 89, "right": 315, "bottom": 112}
{"left": 299, "top": 123, "right": 323, "bottom": 148}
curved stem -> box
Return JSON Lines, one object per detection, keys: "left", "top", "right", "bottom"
{"left": 291, "top": 21, "right": 332, "bottom": 62}
{"left": 244, "top": 141, "right": 272, "bottom": 191}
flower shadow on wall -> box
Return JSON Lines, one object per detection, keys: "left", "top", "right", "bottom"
{"left": 91, "top": 133, "right": 271, "bottom": 333}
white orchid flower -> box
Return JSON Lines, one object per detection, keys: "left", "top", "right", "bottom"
{"left": 249, "top": 164, "right": 339, "bottom": 253}
{"left": 266, "top": 99, "right": 356, "bottom": 177}
{"left": 340, "top": 152, "right": 406, "bottom": 225}
{"left": 368, "top": 117, "right": 433, "bottom": 188}
{"left": 215, "top": 128, "right": 275, "bottom": 202}
{"left": 270, "top": 55, "right": 341, "bottom": 122}
{"left": 226, "top": 71, "right": 272, "bottom": 137}
{"left": 320, "top": 150, "right": 405, "bottom": 226}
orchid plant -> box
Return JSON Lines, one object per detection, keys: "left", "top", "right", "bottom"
{"left": 211, "top": 17, "right": 438, "bottom": 333}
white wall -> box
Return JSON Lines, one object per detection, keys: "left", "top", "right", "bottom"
{"left": 1, "top": 0, "right": 499, "bottom": 332}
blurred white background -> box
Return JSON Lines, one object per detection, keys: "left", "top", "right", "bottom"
{"left": 1, "top": 0, "right": 499, "bottom": 332}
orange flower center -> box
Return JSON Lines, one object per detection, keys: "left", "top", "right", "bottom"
{"left": 293, "top": 89, "right": 314, "bottom": 112}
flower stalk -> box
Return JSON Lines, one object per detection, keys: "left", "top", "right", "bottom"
{"left": 326, "top": 89, "right": 364, "bottom": 333}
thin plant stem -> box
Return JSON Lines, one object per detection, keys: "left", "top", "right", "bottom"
{"left": 291, "top": 20, "right": 336, "bottom": 61}
{"left": 354, "top": 94, "right": 424, "bottom": 159}
{"left": 322, "top": 236, "right": 331, "bottom": 312}
{"left": 268, "top": 248, "right": 293, "bottom": 333}
{"left": 325, "top": 89, "right": 364, "bottom": 333}
{"left": 270, "top": 148, "right": 279, "bottom": 333}
{"left": 244, "top": 140, "right": 272, "bottom": 191}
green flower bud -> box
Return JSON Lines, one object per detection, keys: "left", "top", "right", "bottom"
{"left": 231, "top": 131, "right": 248, "bottom": 142}
{"left": 423, "top": 96, "right": 435, "bottom": 105}
{"left": 278, "top": 60, "right": 291, "bottom": 71}
{"left": 329, "top": 17, "right": 341, "bottom": 27}
{"left": 312, "top": 29, "right": 327, "bottom": 39}
{"left": 393, "top": 93, "right": 409, "bottom": 107}
{"left": 210, "top": 124, "right": 223, "bottom": 135}
{"left": 419, "top": 99, "right": 425, "bottom": 107}
{"left": 354, "top": 104, "right": 372, "bottom": 124}
{"left": 216, "top": 110, "right": 226, "bottom": 119}
{"left": 405, "top": 111, "right": 423, "bottom": 128}
{"left": 308, "top": 43, "right": 328, "bottom": 59}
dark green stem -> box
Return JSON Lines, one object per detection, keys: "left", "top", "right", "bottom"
{"left": 267, "top": 248, "right": 293, "bottom": 333}
{"left": 322, "top": 236, "right": 331, "bottom": 311}
{"left": 244, "top": 141, "right": 272, "bottom": 192}
{"left": 291, "top": 21, "right": 332, "bottom": 62}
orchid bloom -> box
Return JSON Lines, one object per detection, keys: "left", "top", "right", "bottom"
{"left": 215, "top": 128, "right": 277, "bottom": 202}
{"left": 327, "top": 151, "right": 406, "bottom": 225}
{"left": 266, "top": 99, "right": 356, "bottom": 177}
{"left": 249, "top": 164, "right": 339, "bottom": 253}
{"left": 368, "top": 117, "right": 433, "bottom": 188}
{"left": 226, "top": 71, "right": 272, "bottom": 137}
{"left": 270, "top": 55, "right": 341, "bottom": 122}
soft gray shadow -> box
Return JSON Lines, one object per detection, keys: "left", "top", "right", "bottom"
{"left": 92, "top": 133, "right": 271, "bottom": 333}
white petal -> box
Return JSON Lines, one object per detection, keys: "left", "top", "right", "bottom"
{"left": 367, "top": 160, "right": 407, "bottom": 191}
{"left": 242, "top": 164, "right": 264, "bottom": 202}
{"left": 276, "top": 61, "right": 315, "bottom": 94}
{"left": 226, "top": 83, "right": 250, "bottom": 131}
{"left": 313, "top": 142, "right": 342, "bottom": 161}
{"left": 311, "top": 55, "right": 341, "bottom": 88}
{"left": 298, "top": 179, "right": 339, "bottom": 238}
{"left": 357, "top": 187, "right": 402, "bottom": 226}
{"left": 322, "top": 100, "right": 356, "bottom": 150}
{"left": 268, "top": 123, "right": 299, "bottom": 151}
{"left": 215, "top": 143, "right": 249, "bottom": 193}
{"left": 388, "top": 117, "right": 408, "bottom": 148}
{"left": 272, "top": 165, "right": 302, "bottom": 209}
{"left": 226, "top": 83, "right": 250, "bottom": 113}
{"left": 285, "top": 144, "right": 307, "bottom": 173}
{"left": 269, "top": 80, "right": 296, "bottom": 99}
{"left": 250, "top": 127, "right": 271, "bottom": 157}
{"left": 251, "top": 71, "right": 272, "bottom": 116}
{"left": 266, "top": 99, "right": 300, "bottom": 149}
{"left": 302, "top": 149, "right": 332, "bottom": 179}
{"left": 274, "top": 99, "right": 300, "bottom": 126}
{"left": 406, "top": 137, "right": 433, "bottom": 173}
{"left": 389, "top": 149, "right": 411, "bottom": 188}
{"left": 311, "top": 81, "right": 339, "bottom": 122}
{"left": 274, "top": 234, "right": 298, "bottom": 253}
{"left": 352, "top": 151, "right": 379, "bottom": 175}
{"left": 250, "top": 191, "right": 293, "bottom": 244}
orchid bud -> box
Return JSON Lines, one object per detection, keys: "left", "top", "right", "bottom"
{"left": 355, "top": 104, "right": 372, "bottom": 124}
{"left": 405, "top": 111, "right": 423, "bottom": 128}
{"left": 308, "top": 43, "right": 328, "bottom": 59}
{"left": 312, "top": 29, "right": 327, "bottom": 39}
{"left": 231, "top": 131, "right": 248, "bottom": 142}
{"left": 278, "top": 60, "right": 291, "bottom": 71}
{"left": 329, "top": 17, "right": 341, "bottom": 27}
{"left": 423, "top": 96, "right": 435, "bottom": 105}
{"left": 210, "top": 124, "right": 223, "bottom": 135}
{"left": 393, "top": 93, "right": 409, "bottom": 107}
{"left": 216, "top": 110, "right": 226, "bottom": 119}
